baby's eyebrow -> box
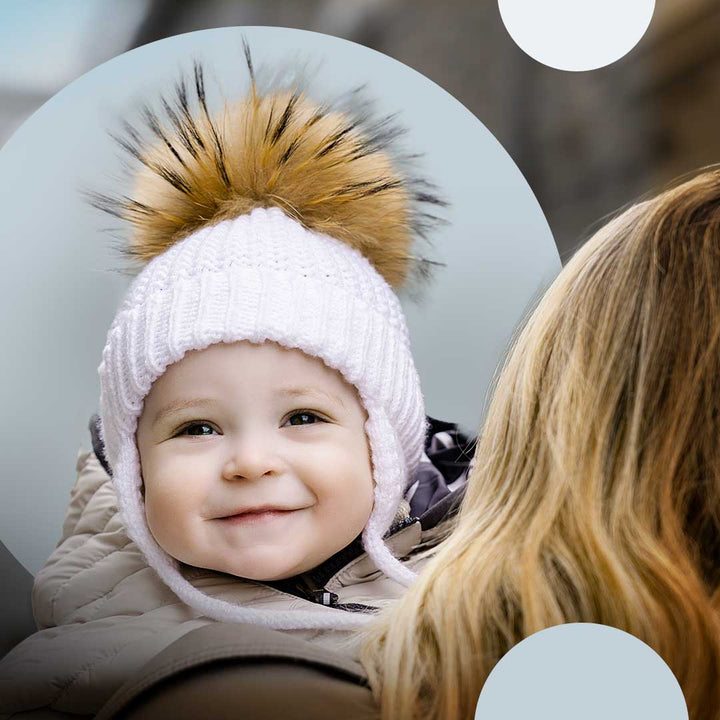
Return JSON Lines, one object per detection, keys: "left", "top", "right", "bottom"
{"left": 151, "top": 398, "right": 217, "bottom": 426}
{"left": 277, "top": 386, "right": 346, "bottom": 409}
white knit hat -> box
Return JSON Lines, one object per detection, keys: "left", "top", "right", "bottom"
{"left": 95, "top": 52, "right": 444, "bottom": 630}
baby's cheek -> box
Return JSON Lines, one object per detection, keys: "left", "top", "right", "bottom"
{"left": 144, "top": 475, "right": 188, "bottom": 537}
{"left": 144, "top": 491, "right": 199, "bottom": 566}
{"left": 144, "top": 490, "right": 172, "bottom": 542}
{"left": 337, "top": 470, "right": 375, "bottom": 531}
{"left": 360, "top": 482, "right": 375, "bottom": 524}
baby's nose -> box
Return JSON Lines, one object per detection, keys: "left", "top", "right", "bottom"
{"left": 221, "top": 433, "right": 281, "bottom": 481}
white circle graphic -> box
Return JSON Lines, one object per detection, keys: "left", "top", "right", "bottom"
{"left": 499, "top": 0, "right": 656, "bottom": 72}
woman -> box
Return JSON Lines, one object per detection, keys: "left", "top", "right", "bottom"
{"left": 361, "top": 169, "right": 720, "bottom": 720}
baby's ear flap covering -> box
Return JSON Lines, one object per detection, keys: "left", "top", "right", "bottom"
{"left": 362, "top": 406, "right": 420, "bottom": 588}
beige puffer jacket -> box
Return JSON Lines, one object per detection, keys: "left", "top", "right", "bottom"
{"left": 0, "top": 444, "right": 463, "bottom": 718}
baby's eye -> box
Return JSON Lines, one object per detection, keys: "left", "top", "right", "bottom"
{"left": 176, "top": 422, "right": 218, "bottom": 437}
{"left": 283, "top": 411, "right": 325, "bottom": 427}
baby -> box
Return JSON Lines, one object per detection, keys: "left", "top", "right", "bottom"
{"left": 0, "top": 54, "right": 474, "bottom": 716}
{"left": 92, "top": 54, "right": 448, "bottom": 631}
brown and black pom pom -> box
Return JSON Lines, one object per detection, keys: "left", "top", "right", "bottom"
{"left": 90, "top": 41, "right": 446, "bottom": 290}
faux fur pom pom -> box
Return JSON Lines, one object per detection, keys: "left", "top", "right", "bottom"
{"left": 91, "top": 42, "right": 446, "bottom": 290}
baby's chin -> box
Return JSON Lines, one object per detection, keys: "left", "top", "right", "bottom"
{"left": 200, "top": 546, "right": 320, "bottom": 582}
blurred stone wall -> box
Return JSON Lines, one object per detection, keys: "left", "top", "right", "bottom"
{"left": 2, "top": 0, "right": 719, "bottom": 259}
{"left": 125, "top": 0, "right": 720, "bottom": 258}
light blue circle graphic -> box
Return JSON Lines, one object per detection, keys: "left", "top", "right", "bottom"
{"left": 475, "top": 623, "right": 688, "bottom": 719}
{"left": 499, "top": 0, "right": 656, "bottom": 72}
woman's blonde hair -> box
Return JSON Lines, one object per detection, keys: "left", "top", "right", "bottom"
{"left": 360, "top": 169, "right": 720, "bottom": 720}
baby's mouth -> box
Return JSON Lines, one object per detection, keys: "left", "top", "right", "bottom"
{"left": 217, "top": 508, "right": 299, "bottom": 525}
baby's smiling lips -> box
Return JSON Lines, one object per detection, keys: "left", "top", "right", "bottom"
{"left": 214, "top": 505, "right": 301, "bottom": 524}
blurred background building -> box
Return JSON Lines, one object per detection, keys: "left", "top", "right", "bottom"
{"left": 2, "top": 0, "right": 719, "bottom": 259}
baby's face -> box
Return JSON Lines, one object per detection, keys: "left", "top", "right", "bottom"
{"left": 136, "top": 340, "right": 374, "bottom": 581}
